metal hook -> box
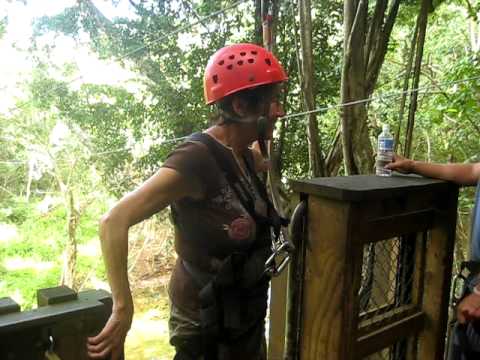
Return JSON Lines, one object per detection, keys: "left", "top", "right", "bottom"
{"left": 48, "top": 335, "right": 55, "bottom": 353}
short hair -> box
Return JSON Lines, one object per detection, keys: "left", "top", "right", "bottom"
{"left": 214, "top": 83, "right": 278, "bottom": 124}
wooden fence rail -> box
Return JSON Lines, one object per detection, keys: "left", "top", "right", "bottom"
{"left": 0, "top": 286, "right": 112, "bottom": 360}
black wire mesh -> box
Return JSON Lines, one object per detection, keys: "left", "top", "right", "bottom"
{"left": 358, "top": 235, "right": 420, "bottom": 359}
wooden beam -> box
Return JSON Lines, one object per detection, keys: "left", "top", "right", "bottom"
{"left": 358, "top": 304, "right": 418, "bottom": 336}
{"left": 356, "top": 311, "right": 425, "bottom": 358}
{"left": 0, "top": 299, "right": 105, "bottom": 334}
{"left": 353, "top": 209, "right": 434, "bottom": 244}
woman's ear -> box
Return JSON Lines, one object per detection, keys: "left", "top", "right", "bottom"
{"left": 231, "top": 96, "right": 248, "bottom": 117}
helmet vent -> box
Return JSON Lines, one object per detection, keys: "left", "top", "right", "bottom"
{"left": 251, "top": 51, "right": 258, "bottom": 55}
{"left": 237, "top": 60, "right": 244, "bottom": 66}
{"left": 218, "top": 60, "right": 224, "bottom": 66}
{"left": 265, "top": 58, "right": 271, "bottom": 66}
{"left": 212, "top": 75, "right": 218, "bottom": 83}
{"left": 240, "top": 52, "right": 246, "bottom": 56}
{"left": 229, "top": 55, "right": 235, "bottom": 60}
{"left": 248, "top": 58, "right": 254, "bottom": 64}
{"left": 227, "top": 64, "right": 233, "bottom": 70}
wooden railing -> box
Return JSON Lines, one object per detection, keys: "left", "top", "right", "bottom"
{"left": 0, "top": 286, "right": 112, "bottom": 360}
{"left": 269, "top": 174, "right": 458, "bottom": 360}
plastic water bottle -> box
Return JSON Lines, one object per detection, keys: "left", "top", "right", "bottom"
{"left": 376, "top": 124, "right": 394, "bottom": 176}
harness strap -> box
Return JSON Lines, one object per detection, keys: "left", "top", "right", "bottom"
{"left": 189, "top": 132, "right": 289, "bottom": 241}
{"left": 174, "top": 132, "right": 286, "bottom": 359}
{"left": 182, "top": 255, "right": 269, "bottom": 360}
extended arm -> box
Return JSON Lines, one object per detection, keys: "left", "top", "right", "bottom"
{"left": 386, "top": 154, "right": 480, "bottom": 186}
{"left": 87, "top": 167, "right": 201, "bottom": 359}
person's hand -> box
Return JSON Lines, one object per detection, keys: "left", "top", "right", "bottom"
{"left": 457, "top": 292, "right": 480, "bottom": 324}
{"left": 385, "top": 154, "right": 415, "bottom": 174}
{"left": 87, "top": 305, "right": 133, "bottom": 359}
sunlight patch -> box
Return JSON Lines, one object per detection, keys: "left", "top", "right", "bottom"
{"left": 78, "top": 239, "right": 102, "bottom": 257}
{"left": 0, "top": 223, "right": 18, "bottom": 243}
{"left": 10, "top": 289, "right": 24, "bottom": 306}
{"left": 3, "top": 257, "right": 54, "bottom": 272}
{"left": 89, "top": 276, "right": 110, "bottom": 291}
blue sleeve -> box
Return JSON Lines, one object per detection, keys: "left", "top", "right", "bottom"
{"left": 469, "top": 182, "right": 480, "bottom": 261}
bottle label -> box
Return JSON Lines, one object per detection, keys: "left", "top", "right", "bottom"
{"left": 379, "top": 139, "right": 394, "bottom": 151}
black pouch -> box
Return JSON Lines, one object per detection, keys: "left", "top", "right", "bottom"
{"left": 447, "top": 261, "right": 480, "bottom": 360}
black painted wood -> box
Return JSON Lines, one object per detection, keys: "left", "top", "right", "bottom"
{"left": 0, "top": 298, "right": 105, "bottom": 334}
{"left": 0, "top": 297, "right": 20, "bottom": 315}
{"left": 290, "top": 174, "right": 453, "bottom": 202}
{"left": 37, "top": 285, "right": 78, "bottom": 307}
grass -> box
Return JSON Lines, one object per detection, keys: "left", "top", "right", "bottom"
{"left": 126, "top": 287, "right": 175, "bottom": 359}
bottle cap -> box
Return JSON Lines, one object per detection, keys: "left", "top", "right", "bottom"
{"left": 382, "top": 124, "right": 390, "bottom": 133}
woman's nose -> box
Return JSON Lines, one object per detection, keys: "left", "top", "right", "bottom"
{"left": 270, "top": 102, "right": 285, "bottom": 117}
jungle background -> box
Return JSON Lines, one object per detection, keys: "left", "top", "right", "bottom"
{"left": 0, "top": 0, "right": 479, "bottom": 359}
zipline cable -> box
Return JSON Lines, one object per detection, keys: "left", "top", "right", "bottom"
{"left": 281, "top": 74, "right": 480, "bottom": 120}
{"left": 1, "top": 74, "right": 479, "bottom": 166}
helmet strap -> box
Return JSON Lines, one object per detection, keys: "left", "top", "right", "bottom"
{"left": 218, "top": 108, "right": 241, "bottom": 125}
{"left": 256, "top": 116, "right": 269, "bottom": 159}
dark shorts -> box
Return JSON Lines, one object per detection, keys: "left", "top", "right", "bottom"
{"left": 169, "top": 302, "right": 267, "bottom": 360}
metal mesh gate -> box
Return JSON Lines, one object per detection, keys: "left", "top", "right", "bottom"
{"left": 358, "top": 234, "right": 425, "bottom": 360}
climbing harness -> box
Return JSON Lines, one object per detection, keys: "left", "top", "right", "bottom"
{"left": 447, "top": 261, "right": 480, "bottom": 359}
{"left": 188, "top": 132, "right": 293, "bottom": 277}
{"left": 171, "top": 132, "right": 293, "bottom": 359}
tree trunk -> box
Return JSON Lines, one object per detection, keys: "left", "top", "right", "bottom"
{"left": 298, "top": 0, "right": 324, "bottom": 177}
{"left": 255, "top": 0, "right": 262, "bottom": 44}
{"left": 26, "top": 160, "right": 33, "bottom": 201}
{"left": 340, "top": 0, "right": 370, "bottom": 175}
{"left": 404, "top": 0, "right": 430, "bottom": 158}
{"left": 61, "top": 189, "right": 79, "bottom": 289}
{"left": 394, "top": 21, "right": 419, "bottom": 153}
{"left": 338, "top": 0, "right": 402, "bottom": 175}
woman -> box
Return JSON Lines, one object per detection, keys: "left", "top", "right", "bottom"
{"left": 87, "top": 43, "right": 288, "bottom": 360}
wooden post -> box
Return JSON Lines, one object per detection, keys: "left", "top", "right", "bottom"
{"left": 0, "top": 297, "right": 20, "bottom": 315}
{"left": 288, "top": 175, "right": 458, "bottom": 359}
{"left": 417, "top": 189, "right": 458, "bottom": 358}
{"left": 298, "top": 196, "right": 362, "bottom": 358}
{"left": 268, "top": 269, "right": 289, "bottom": 359}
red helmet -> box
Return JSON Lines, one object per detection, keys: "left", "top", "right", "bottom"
{"left": 204, "top": 43, "right": 287, "bottom": 105}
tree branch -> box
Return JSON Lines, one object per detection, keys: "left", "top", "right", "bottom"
{"left": 366, "top": 0, "right": 401, "bottom": 94}
{"left": 365, "top": 0, "right": 387, "bottom": 71}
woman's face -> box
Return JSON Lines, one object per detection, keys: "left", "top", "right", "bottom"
{"left": 230, "top": 84, "right": 286, "bottom": 142}
{"left": 262, "top": 87, "right": 285, "bottom": 140}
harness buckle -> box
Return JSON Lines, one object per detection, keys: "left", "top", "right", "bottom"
{"left": 264, "top": 235, "right": 295, "bottom": 277}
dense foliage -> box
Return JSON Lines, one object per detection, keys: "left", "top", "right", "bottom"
{"left": 0, "top": 3, "right": 478, "bottom": 358}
